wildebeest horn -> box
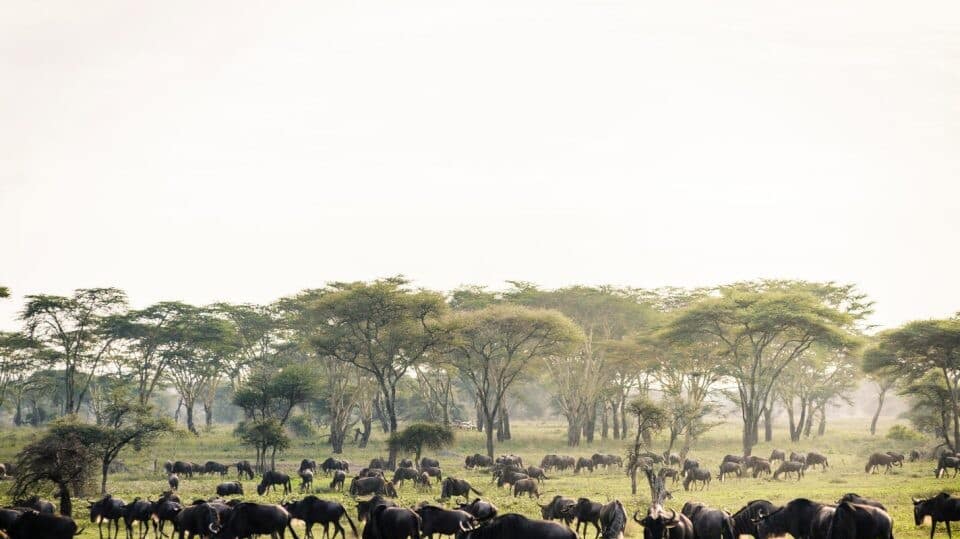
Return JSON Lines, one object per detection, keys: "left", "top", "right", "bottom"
{"left": 632, "top": 509, "right": 644, "bottom": 524}
{"left": 209, "top": 522, "right": 220, "bottom": 533}
{"left": 663, "top": 509, "right": 678, "bottom": 526}
{"left": 459, "top": 521, "right": 472, "bottom": 532}
{"left": 912, "top": 498, "right": 920, "bottom": 504}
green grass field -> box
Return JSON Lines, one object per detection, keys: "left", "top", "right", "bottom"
{"left": 0, "top": 417, "right": 956, "bottom": 538}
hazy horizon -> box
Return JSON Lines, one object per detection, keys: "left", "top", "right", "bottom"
{"left": 3, "top": 0, "right": 959, "bottom": 331}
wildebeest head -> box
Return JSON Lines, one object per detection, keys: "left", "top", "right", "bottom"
{"left": 634, "top": 507, "right": 682, "bottom": 539}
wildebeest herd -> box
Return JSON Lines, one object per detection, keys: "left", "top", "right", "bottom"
{"left": 0, "top": 445, "right": 956, "bottom": 539}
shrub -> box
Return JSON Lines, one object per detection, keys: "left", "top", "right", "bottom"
{"left": 886, "top": 424, "right": 923, "bottom": 441}
{"left": 288, "top": 415, "right": 316, "bottom": 438}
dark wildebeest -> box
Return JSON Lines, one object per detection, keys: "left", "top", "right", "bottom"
{"left": 773, "top": 461, "right": 805, "bottom": 481}
{"left": 440, "top": 478, "right": 483, "bottom": 500}
{"left": 681, "top": 459, "right": 700, "bottom": 475}
{"left": 89, "top": 495, "right": 125, "bottom": 539}
{"left": 721, "top": 454, "right": 744, "bottom": 465}
{"left": 598, "top": 500, "right": 627, "bottom": 539}
{"left": 421, "top": 466, "right": 443, "bottom": 482}
{"left": 574, "top": 458, "right": 594, "bottom": 474}
{"left": 730, "top": 500, "right": 778, "bottom": 539}
{"left": 300, "top": 469, "right": 315, "bottom": 493}
{"left": 806, "top": 452, "right": 829, "bottom": 471}
{"left": 665, "top": 453, "right": 681, "bottom": 466}
{"left": 415, "top": 472, "right": 433, "bottom": 491}
{"left": 257, "top": 470, "right": 293, "bottom": 495}
{"left": 638, "top": 452, "right": 664, "bottom": 464}
{"left": 169, "top": 461, "right": 193, "bottom": 477}
{"left": 914, "top": 493, "right": 960, "bottom": 539}
{"left": 572, "top": 498, "right": 602, "bottom": 539}
{"left": 837, "top": 493, "right": 887, "bottom": 511}
{"left": 634, "top": 507, "right": 695, "bottom": 539}
{"left": 368, "top": 458, "right": 388, "bottom": 471}
{"left": 217, "top": 502, "right": 299, "bottom": 539}
{"left": 13, "top": 495, "right": 55, "bottom": 514}
{"left": 283, "top": 496, "right": 357, "bottom": 539}
{"left": 658, "top": 467, "right": 680, "bottom": 484}
{"left": 174, "top": 501, "right": 221, "bottom": 539}
{"left": 752, "top": 460, "right": 772, "bottom": 479}
{"left": 151, "top": 499, "right": 182, "bottom": 539}
{"left": 681, "top": 502, "right": 735, "bottom": 539}
{"left": 392, "top": 467, "right": 420, "bottom": 487}
{"left": 591, "top": 454, "right": 622, "bottom": 470}
{"left": 366, "top": 504, "right": 421, "bottom": 539}
{"left": 420, "top": 457, "right": 440, "bottom": 469}
{"left": 769, "top": 449, "right": 786, "bottom": 464}
{"left": 718, "top": 462, "right": 742, "bottom": 482}
{"left": 464, "top": 454, "right": 493, "bottom": 470}
{"left": 349, "top": 476, "right": 397, "bottom": 497}
{"left": 456, "top": 499, "right": 497, "bottom": 523}
{"left": 190, "top": 462, "right": 203, "bottom": 476}
{"left": 910, "top": 449, "right": 924, "bottom": 462}
{"left": 827, "top": 501, "right": 893, "bottom": 539}
{"left": 7, "top": 510, "right": 83, "bottom": 539}
{"left": 358, "top": 468, "right": 385, "bottom": 479}
{"left": 216, "top": 481, "right": 244, "bottom": 497}
{"left": 495, "top": 471, "right": 528, "bottom": 488}
{"left": 866, "top": 452, "right": 902, "bottom": 474}
{"left": 789, "top": 452, "right": 807, "bottom": 465}
{"left": 120, "top": 498, "right": 153, "bottom": 539}
{"left": 540, "top": 496, "right": 576, "bottom": 527}
{"left": 454, "top": 513, "right": 575, "bottom": 539}
{"left": 512, "top": 478, "right": 540, "bottom": 498}
{"left": 937, "top": 455, "right": 960, "bottom": 479}
{"left": 541, "top": 455, "right": 559, "bottom": 470}
{"left": 556, "top": 456, "right": 576, "bottom": 471}
{"left": 416, "top": 505, "right": 477, "bottom": 539}
{"left": 321, "top": 458, "right": 350, "bottom": 475}
{"left": 0, "top": 508, "right": 22, "bottom": 531}
{"left": 682, "top": 468, "right": 711, "bottom": 491}
{"left": 754, "top": 498, "right": 834, "bottom": 539}
{"left": 398, "top": 458, "right": 414, "bottom": 469}
{"left": 168, "top": 474, "right": 180, "bottom": 491}
{"left": 524, "top": 466, "right": 549, "bottom": 483}
{"left": 300, "top": 459, "right": 318, "bottom": 474}
{"left": 357, "top": 495, "right": 396, "bottom": 523}
{"left": 203, "top": 461, "right": 230, "bottom": 477}
{"left": 886, "top": 452, "right": 905, "bottom": 466}
{"left": 330, "top": 470, "right": 346, "bottom": 491}
{"left": 235, "top": 460, "right": 255, "bottom": 480}
{"left": 495, "top": 455, "right": 523, "bottom": 468}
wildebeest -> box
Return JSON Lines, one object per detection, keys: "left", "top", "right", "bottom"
{"left": 914, "top": 493, "right": 960, "bottom": 539}
{"left": 13, "top": 496, "right": 55, "bottom": 514}
{"left": 634, "top": 507, "right": 695, "bottom": 539}
{"left": 524, "top": 466, "right": 549, "bottom": 483}
{"left": 416, "top": 505, "right": 477, "bottom": 539}
{"left": 464, "top": 454, "right": 493, "bottom": 470}
{"left": 330, "top": 470, "right": 346, "bottom": 491}
{"left": 591, "top": 454, "right": 622, "bottom": 470}
{"left": 392, "top": 467, "right": 420, "bottom": 487}
{"left": 598, "top": 500, "right": 627, "bottom": 539}
{"left": 167, "top": 461, "right": 193, "bottom": 477}
{"left": 421, "top": 466, "right": 443, "bottom": 481}
{"left": 89, "top": 495, "right": 125, "bottom": 539}
{"left": 806, "top": 452, "right": 829, "bottom": 471}
{"left": 681, "top": 459, "right": 700, "bottom": 475}
{"left": 151, "top": 499, "right": 182, "bottom": 539}
{"left": 235, "top": 460, "right": 255, "bottom": 480}
{"left": 865, "top": 452, "right": 902, "bottom": 474}
{"left": 827, "top": 501, "right": 893, "bottom": 539}
{"left": 283, "top": 496, "right": 358, "bottom": 539}
{"left": 721, "top": 454, "right": 744, "bottom": 465}
{"left": 495, "top": 470, "right": 529, "bottom": 488}
{"left": 300, "top": 469, "right": 315, "bottom": 493}
{"left": 321, "top": 458, "right": 350, "bottom": 475}
{"left": 415, "top": 472, "right": 433, "bottom": 491}
{"left": 658, "top": 467, "right": 680, "bottom": 484}
{"left": 681, "top": 502, "right": 735, "bottom": 539}
{"left": 0, "top": 508, "right": 22, "bottom": 532}
{"left": 789, "top": 452, "right": 807, "bottom": 465}
{"left": 910, "top": 449, "right": 924, "bottom": 462}
{"left": 119, "top": 498, "right": 153, "bottom": 539}
{"left": 7, "top": 510, "right": 82, "bottom": 539}
{"left": 216, "top": 502, "right": 299, "bottom": 539}
{"left": 718, "top": 462, "right": 742, "bottom": 482}
{"left": 512, "top": 478, "right": 540, "bottom": 498}
{"left": 168, "top": 474, "right": 179, "bottom": 491}
{"left": 456, "top": 499, "right": 498, "bottom": 523}
{"left": 440, "top": 478, "right": 483, "bottom": 500}
{"left": 731, "top": 500, "right": 778, "bottom": 539}
{"left": 300, "top": 459, "right": 318, "bottom": 473}
{"left": 665, "top": 453, "right": 681, "bottom": 466}
{"left": 257, "top": 470, "right": 293, "bottom": 495}
{"left": 574, "top": 458, "right": 594, "bottom": 474}
{"left": 368, "top": 458, "right": 388, "bottom": 471}
{"left": 174, "top": 501, "right": 221, "bottom": 539}
{"left": 572, "top": 498, "right": 602, "bottom": 539}
{"left": 357, "top": 495, "right": 396, "bottom": 523}
{"left": 754, "top": 498, "right": 834, "bottom": 539}
{"left": 420, "top": 457, "right": 440, "bottom": 469}
{"left": 495, "top": 455, "right": 523, "bottom": 468}
{"left": 358, "top": 468, "right": 385, "bottom": 479}
{"left": 540, "top": 496, "right": 576, "bottom": 527}
{"left": 454, "top": 513, "right": 576, "bottom": 539}
{"left": 773, "top": 461, "right": 805, "bottom": 481}
{"left": 837, "top": 493, "right": 887, "bottom": 511}
{"left": 682, "top": 468, "right": 711, "bottom": 491}
{"left": 936, "top": 455, "right": 960, "bottom": 478}
{"left": 398, "top": 458, "right": 414, "bottom": 469}
{"left": 349, "top": 476, "right": 397, "bottom": 497}
{"left": 203, "top": 461, "right": 230, "bottom": 476}
{"left": 216, "top": 481, "right": 244, "bottom": 497}
{"left": 366, "top": 504, "right": 421, "bottom": 539}
{"left": 541, "top": 455, "right": 559, "bottom": 470}
{"left": 769, "top": 449, "right": 786, "bottom": 463}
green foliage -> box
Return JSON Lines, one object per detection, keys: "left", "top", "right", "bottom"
{"left": 886, "top": 424, "right": 924, "bottom": 441}
{"left": 233, "top": 363, "right": 321, "bottom": 425}
{"left": 287, "top": 415, "right": 316, "bottom": 438}
{"left": 0, "top": 286, "right": 9, "bottom": 298}
{"left": 388, "top": 422, "right": 455, "bottom": 460}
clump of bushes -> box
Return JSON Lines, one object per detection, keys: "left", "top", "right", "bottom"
{"left": 288, "top": 415, "right": 316, "bottom": 438}
{"left": 886, "top": 424, "right": 923, "bottom": 441}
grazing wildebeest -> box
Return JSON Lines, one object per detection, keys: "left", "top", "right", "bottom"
{"left": 257, "top": 470, "right": 293, "bottom": 495}
{"left": 415, "top": 472, "right": 433, "bottom": 491}
{"left": 754, "top": 498, "right": 834, "bottom": 539}
{"left": 13, "top": 496, "right": 55, "bottom": 514}
{"left": 886, "top": 452, "right": 905, "bottom": 465}
{"left": 217, "top": 502, "right": 299, "bottom": 539}
{"left": 495, "top": 455, "right": 523, "bottom": 468}
{"left": 89, "top": 495, "right": 125, "bottom": 539}
{"left": 349, "top": 476, "right": 397, "bottom": 497}
{"left": 658, "top": 467, "right": 680, "bottom": 484}
{"left": 638, "top": 452, "right": 663, "bottom": 464}
{"left": 175, "top": 501, "right": 221, "bottom": 539}
{"left": 283, "top": 496, "right": 357, "bottom": 539}
{"left": 789, "top": 452, "right": 806, "bottom": 465}
{"left": 169, "top": 461, "right": 193, "bottom": 477}
{"left": 512, "top": 478, "right": 540, "bottom": 498}
{"left": 681, "top": 459, "right": 700, "bottom": 475}
{"left": 203, "top": 461, "right": 229, "bottom": 476}
{"left": 421, "top": 466, "right": 443, "bottom": 481}
{"left": 914, "top": 493, "right": 960, "bottom": 539}
{"left": 837, "top": 493, "right": 887, "bottom": 511}
{"left": 574, "top": 458, "right": 594, "bottom": 474}
{"left": 454, "top": 513, "right": 575, "bottom": 539}
{"left": 731, "top": 500, "right": 778, "bottom": 539}
{"left": 190, "top": 462, "right": 203, "bottom": 476}
{"left": 300, "top": 459, "right": 318, "bottom": 473}
{"left": 300, "top": 469, "right": 315, "bottom": 493}
{"left": 541, "top": 455, "right": 559, "bottom": 470}
{"left": 366, "top": 504, "right": 421, "bottom": 539}
{"left": 718, "top": 462, "right": 742, "bottom": 482}
{"left": 572, "top": 498, "right": 602, "bottom": 539}
{"left": 524, "top": 466, "right": 549, "bottom": 483}
{"left": 321, "top": 458, "right": 350, "bottom": 475}
{"left": 910, "top": 449, "right": 924, "bottom": 462}
{"left": 398, "top": 458, "right": 414, "bottom": 469}
{"left": 464, "top": 454, "right": 493, "bottom": 470}
{"left": 721, "top": 454, "right": 744, "bottom": 465}
{"left": 368, "top": 458, "right": 388, "bottom": 471}
{"left": 634, "top": 507, "right": 695, "bottom": 539}
{"left": 7, "top": 510, "right": 83, "bottom": 539}
{"left": 168, "top": 474, "right": 180, "bottom": 491}
{"left": 773, "top": 461, "right": 805, "bottom": 481}
{"left": 416, "top": 505, "right": 477, "bottom": 539}
{"left": 866, "top": 452, "right": 902, "bottom": 474}
{"left": 420, "top": 457, "right": 440, "bottom": 469}
{"left": 937, "top": 455, "right": 960, "bottom": 479}
{"left": 591, "top": 454, "right": 622, "bottom": 470}
{"left": 358, "top": 468, "right": 385, "bottom": 479}
{"left": 665, "top": 453, "right": 681, "bottom": 466}
{"left": 806, "top": 452, "right": 829, "bottom": 471}
{"left": 681, "top": 502, "right": 735, "bottom": 539}
{"left": 120, "top": 498, "right": 153, "bottom": 539}
{"left": 440, "top": 478, "right": 483, "bottom": 500}
{"left": 827, "top": 501, "right": 893, "bottom": 539}
{"left": 540, "top": 496, "right": 577, "bottom": 527}
{"left": 330, "top": 470, "right": 346, "bottom": 491}
{"left": 392, "top": 467, "right": 420, "bottom": 487}
{"left": 495, "top": 470, "right": 528, "bottom": 488}
{"left": 216, "top": 481, "right": 244, "bottom": 497}
{"left": 151, "top": 499, "right": 182, "bottom": 539}
{"left": 235, "top": 460, "right": 255, "bottom": 480}
{"left": 682, "top": 468, "right": 711, "bottom": 491}
{"left": 456, "top": 499, "right": 498, "bottom": 523}
{"left": 556, "top": 456, "right": 576, "bottom": 471}
{"left": 769, "top": 449, "right": 786, "bottom": 463}
{"left": 752, "top": 460, "right": 772, "bottom": 478}
{"left": 598, "top": 500, "right": 627, "bottom": 539}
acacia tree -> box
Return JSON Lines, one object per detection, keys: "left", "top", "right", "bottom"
{"left": 862, "top": 341, "right": 899, "bottom": 435}
{"left": 0, "top": 332, "right": 38, "bottom": 415}
{"left": 311, "top": 278, "right": 448, "bottom": 466}
{"left": 414, "top": 363, "right": 456, "bottom": 425}
{"left": 447, "top": 305, "right": 582, "bottom": 458}
{"left": 388, "top": 422, "right": 454, "bottom": 463}
{"left": 12, "top": 419, "right": 98, "bottom": 516}
{"left": 664, "top": 286, "right": 855, "bottom": 455}
{"left": 21, "top": 288, "right": 128, "bottom": 415}
{"left": 625, "top": 397, "right": 667, "bottom": 495}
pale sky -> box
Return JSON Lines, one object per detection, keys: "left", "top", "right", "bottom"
{"left": 1, "top": 0, "right": 958, "bottom": 331}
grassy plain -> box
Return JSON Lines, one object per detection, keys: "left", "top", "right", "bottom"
{"left": 0, "top": 417, "right": 956, "bottom": 538}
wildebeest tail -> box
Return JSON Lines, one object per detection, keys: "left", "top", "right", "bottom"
{"left": 74, "top": 527, "right": 86, "bottom": 536}
{"left": 343, "top": 510, "right": 360, "bottom": 537}
{"left": 470, "top": 487, "right": 483, "bottom": 496}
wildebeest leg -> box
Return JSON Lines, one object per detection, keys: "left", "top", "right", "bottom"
{"left": 593, "top": 521, "right": 601, "bottom": 539}
{"left": 947, "top": 521, "right": 953, "bottom": 539}
{"left": 930, "top": 521, "right": 937, "bottom": 539}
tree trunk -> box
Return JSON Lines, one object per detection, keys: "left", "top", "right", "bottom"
{"left": 566, "top": 415, "right": 582, "bottom": 447}
{"left": 741, "top": 410, "right": 758, "bottom": 456}
{"left": 100, "top": 461, "right": 109, "bottom": 495}
{"left": 611, "top": 403, "right": 620, "bottom": 439}
{"left": 203, "top": 402, "right": 214, "bottom": 429}
{"left": 803, "top": 408, "right": 814, "bottom": 438}
{"left": 185, "top": 402, "right": 198, "bottom": 435}
{"left": 502, "top": 408, "right": 512, "bottom": 441}
{"left": 870, "top": 389, "right": 887, "bottom": 435}
{"left": 601, "top": 404, "right": 609, "bottom": 440}
{"left": 763, "top": 405, "right": 773, "bottom": 442}
{"left": 360, "top": 418, "right": 372, "bottom": 449}
{"left": 57, "top": 482, "right": 72, "bottom": 517}
{"left": 620, "top": 400, "right": 629, "bottom": 440}
{"left": 271, "top": 446, "right": 277, "bottom": 471}
{"left": 174, "top": 398, "right": 183, "bottom": 424}
{"left": 817, "top": 407, "right": 826, "bottom": 436}
{"left": 476, "top": 404, "right": 484, "bottom": 433}
{"left": 485, "top": 414, "right": 495, "bottom": 459}
{"left": 584, "top": 405, "right": 597, "bottom": 444}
